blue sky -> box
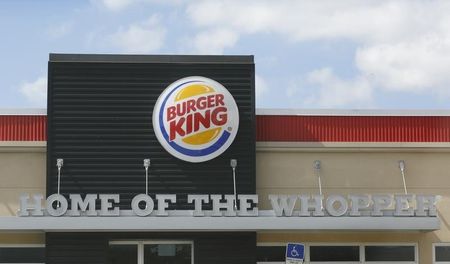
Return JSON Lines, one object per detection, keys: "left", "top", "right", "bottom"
{"left": 1, "top": 0, "right": 450, "bottom": 109}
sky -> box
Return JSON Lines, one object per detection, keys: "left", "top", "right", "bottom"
{"left": 1, "top": 0, "right": 450, "bottom": 109}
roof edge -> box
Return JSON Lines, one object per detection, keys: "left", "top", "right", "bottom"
{"left": 256, "top": 108, "right": 450, "bottom": 116}
{"left": 3, "top": 108, "right": 450, "bottom": 116}
{"left": 49, "top": 53, "right": 254, "bottom": 64}
{"left": 0, "top": 108, "right": 46, "bottom": 116}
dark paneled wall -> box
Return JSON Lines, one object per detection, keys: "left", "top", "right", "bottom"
{"left": 46, "top": 233, "right": 108, "bottom": 264}
{"left": 46, "top": 232, "right": 256, "bottom": 264}
{"left": 47, "top": 55, "right": 255, "bottom": 209}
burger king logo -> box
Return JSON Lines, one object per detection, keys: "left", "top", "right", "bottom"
{"left": 153, "top": 76, "right": 239, "bottom": 162}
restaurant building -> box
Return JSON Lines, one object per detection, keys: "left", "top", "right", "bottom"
{"left": 0, "top": 54, "right": 449, "bottom": 263}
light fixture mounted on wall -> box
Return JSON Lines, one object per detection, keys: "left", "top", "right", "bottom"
{"left": 56, "top": 158, "right": 64, "bottom": 208}
{"left": 143, "top": 159, "right": 151, "bottom": 195}
{"left": 313, "top": 160, "right": 322, "bottom": 196}
{"left": 398, "top": 160, "right": 408, "bottom": 194}
{"left": 230, "top": 159, "right": 238, "bottom": 211}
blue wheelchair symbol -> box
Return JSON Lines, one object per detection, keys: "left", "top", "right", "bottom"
{"left": 286, "top": 243, "right": 305, "bottom": 260}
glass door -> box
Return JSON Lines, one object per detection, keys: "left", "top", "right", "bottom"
{"left": 143, "top": 242, "right": 192, "bottom": 264}
{"left": 108, "top": 241, "right": 193, "bottom": 264}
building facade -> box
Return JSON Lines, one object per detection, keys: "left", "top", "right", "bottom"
{"left": 0, "top": 54, "right": 449, "bottom": 263}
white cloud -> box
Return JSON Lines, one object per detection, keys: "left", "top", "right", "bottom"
{"left": 109, "top": 15, "right": 166, "bottom": 53}
{"left": 186, "top": 0, "right": 419, "bottom": 43}
{"left": 289, "top": 68, "right": 373, "bottom": 108}
{"left": 192, "top": 28, "right": 238, "bottom": 54}
{"left": 92, "top": 0, "right": 136, "bottom": 11}
{"left": 186, "top": 0, "right": 450, "bottom": 99}
{"left": 255, "top": 74, "right": 268, "bottom": 101}
{"left": 20, "top": 76, "right": 47, "bottom": 106}
{"left": 356, "top": 35, "right": 450, "bottom": 96}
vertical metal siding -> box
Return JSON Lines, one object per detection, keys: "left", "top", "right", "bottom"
{"left": 47, "top": 58, "right": 256, "bottom": 209}
{"left": 256, "top": 115, "right": 450, "bottom": 142}
{"left": 0, "top": 115, "right": 47, "bottom": 141}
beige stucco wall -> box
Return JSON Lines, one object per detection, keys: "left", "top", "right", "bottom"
{"left": 1, "top": 141, "right": 450, "bottom": 261}
{"left": 256, "top": 142, "right": 450, "bottom": 263}
{"left": 0, "top": 142, "right": 46, "bottom": 245}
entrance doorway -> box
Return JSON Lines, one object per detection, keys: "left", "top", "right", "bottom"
{"left": 108, "top": 241, "right": 193, "bottom": 264}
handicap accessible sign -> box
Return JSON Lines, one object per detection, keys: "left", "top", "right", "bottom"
{"left": 286, "top": 243, "right": 304, "bottom": 264}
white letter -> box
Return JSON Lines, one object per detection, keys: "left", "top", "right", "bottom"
{"left": 69, "top": 194, "right": 98, "bottom": 216}
{"left": 416, "top": 195, "right": 437, "bottom": 216}
{"left": 298, "top": 195, "right": 324, "bottom": 216}
{"left": 394, "top": 194, "right": 414, "bottom": 216}
{"left": 99, "top": 194, "right": 120, "bottom": 216}
{"left": 372, "top": 194, "right": 393, "bottom": 216}
{"left": 18, "top": 194, "right": 44, "bottom": 216}
{"left": 349, "top": 195, "right": 370, "bottom": 216}
{"left": 238, "top": 194, "right": 258, "bottom": 216}
{"left": 268, "top": 195, "right": 297, "bottom": 216}
{"left": 187, "top": 194, "right": 209, "bottom": 216}
{"left": 326, "top": 195, "right": 349, "bottom": 216}
{"left": 211, "top": 194, "right": 236, "bottom": 216}
{"left": 46, "top": 194, "right": 68, "bottom": 216}
{"left": 131, "top": 194, "right": 154, "bottom": 216}
{"left": 155, "top": 194, "right": 176, "bottom": 216}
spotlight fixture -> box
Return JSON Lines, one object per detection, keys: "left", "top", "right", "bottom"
{"left": 231, "top": 159, "right": 238, "bottom": 210}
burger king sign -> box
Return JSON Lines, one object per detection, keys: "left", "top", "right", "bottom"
{"left": 153, "top": 76, "right": 239, "bottom": 162}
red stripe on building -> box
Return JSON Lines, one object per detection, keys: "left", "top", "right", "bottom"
{"left": 0, "top": 115, "right": 47, "bottom": 141}
{"left": 1, "top": 115, "right": 450, "bottom": 142}
{"left": 256, "top": 115, "right": 450, "bottom": 142}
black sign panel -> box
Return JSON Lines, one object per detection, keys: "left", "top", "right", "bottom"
{"left": 47, "top": 54, "right": 255, "bottom": 209}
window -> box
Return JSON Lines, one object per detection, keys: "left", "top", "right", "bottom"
{"left": 108, "top": 241, "right": 193, "bottom": 264}
{"left": 257, "top": 245, "right": 285, "bottom": 263}
{"left": 258, "top": 243, "right": 418, "bottom": 263}
{"left": 365, "top": 245, "right": 416, "bottom": 262}
{"left": 144, "top": 244, "right": 191, "bottom": 264}
{"left": 109, "top": 244, "right": 137, "bottom": 264}
{"left": 434, "top": 243, "right": 450, "bottom": 263}
{"left": 0, "top": 244, "right": 45, "bottom": 263}
{"left": 310, "top": 245, "right": 359, "bottom": 262}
